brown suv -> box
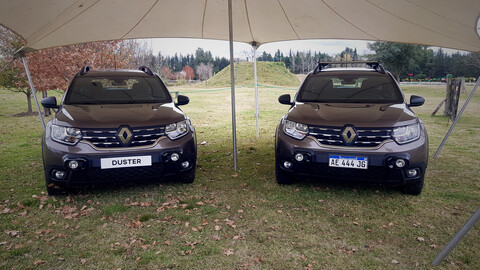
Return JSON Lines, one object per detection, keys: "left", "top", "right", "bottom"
{"left": 275, "top": 62, "right": 428, "bottom": 195}
{"left": 41, "top": 66, "right": 196, "bottom": 195}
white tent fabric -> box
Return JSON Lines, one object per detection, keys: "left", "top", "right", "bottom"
{"left": 1, "top": 0, "right": 480, "bottom": 53}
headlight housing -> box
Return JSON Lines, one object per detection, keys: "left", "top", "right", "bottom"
{"left": 283, "top": 119, "right": 308, "bottom": 140}
{"left": 51, "top": 124, "right": 82, "bottom": 145}
{"left": 166, "top": 120, "right": 190, "bottom": 140}
{"left": 392, "top": 123, "right": 420, "bottom": 144}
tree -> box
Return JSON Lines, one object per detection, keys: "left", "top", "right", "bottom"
{"left": 195, "top": 63, "right": 213, "bottom": 82}
{"left": 1, "top": 26, "right": 137, "bottom": 113}
{"left": 1, "top": 25, "right": 33, "bottom": 112}
{"left": 182, "top": 65, "right": 194, "bottom": 80}
{"left": 367, "top": 42, "right": 424, "bottom": 81}
{"left": 160, "top": 66, "right": 172, "bottom": 80}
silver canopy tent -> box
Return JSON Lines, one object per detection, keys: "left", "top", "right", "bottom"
{"left": 1, "top": 0, "right": 480, "bottom": 265}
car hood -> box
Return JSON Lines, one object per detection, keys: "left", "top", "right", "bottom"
{"left": 53, "top": 103, "right": 186, "bottom": 128}
{"left": 286, "top": 102, "right": 418, "bottom": 127}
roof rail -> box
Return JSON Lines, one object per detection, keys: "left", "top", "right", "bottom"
{"left": 313, "top": 61, "right": 385, "bottom": 74}
{"left": 139, "top": 66, "right": 153, "bottom": 75}
{"left": 79, "top": 65, "right": 92, "bottom": 75}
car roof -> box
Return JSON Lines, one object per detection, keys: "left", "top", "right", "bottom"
{"left": 309, "top": 69, "right": 390, "bottom": 77}
{"left": 79, "top": 69, "right": 153, "bottom": 77}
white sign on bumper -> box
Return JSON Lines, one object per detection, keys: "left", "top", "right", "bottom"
{"left": 101, "top": 155, "right": 152, "bottom": 169}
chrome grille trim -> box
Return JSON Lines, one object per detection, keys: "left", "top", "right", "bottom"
{"left": 80, "top": 125, "right": 166, "bottom": 148}
{"left": 309, "top": 125, "right": 392, "bottom": 148}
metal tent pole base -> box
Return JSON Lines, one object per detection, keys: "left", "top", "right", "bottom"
{"left": 228, "top": 0, "right": 237, "bottom": 171}
{"left": 21, "top": 55, "right": 45, "bottom": 130}
{"left": 434, "top": 76, "right": 480, "bottom": 158}
{"left": 432, "top": 207, "right": 480, "bottom": 266}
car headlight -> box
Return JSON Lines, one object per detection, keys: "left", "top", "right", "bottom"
{"left": 51, "top": 124, "right": 82, "bottom": 145}
{"left": 166, "top": 120, "right": 189, "bottom": 140}
{"left": 392, "top": 123, "right": 420, "bottom": 144}
{"left": 283, "top": 119, "right": 308, "bottom": 140}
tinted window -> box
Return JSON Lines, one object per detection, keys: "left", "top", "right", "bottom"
{"left": 297, "top": 73, "right": 403, "bottom": 103}
{"left": 64, "top": 76, "right": 172, "bottom": 104}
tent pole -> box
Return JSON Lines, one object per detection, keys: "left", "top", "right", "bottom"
{"left": 253, "top": 44, "right": 259, "bottom": 138}
{"left": 228, "top": 0, "right": 237, "bottom": 171}
{"left": 434, "top": 76, "right": 480, "bottom": 158}
{"left": 432, "top": 207, "right": 480, "bottom": 266}
{"left": 21, "top": 55, "right": 45, "bottom": 130}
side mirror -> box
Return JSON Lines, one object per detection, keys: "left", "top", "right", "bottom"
{"left": 176, "top": 95, "right": 190, "bottom": 106}
{"left": 41, "top": 96, "right": 59, "bottom": 109}
{"left": 409, "top": 95, "right": 425, "bottom": 107}
{"left": 278, "top": 94, "right": 293, "bottom": 105}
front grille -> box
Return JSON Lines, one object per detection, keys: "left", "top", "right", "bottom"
{"left": 81, "top": 125, "right": 166, "bottom": 148}
{"left": 309, "top": 125, "right": 392, "bottom": 148}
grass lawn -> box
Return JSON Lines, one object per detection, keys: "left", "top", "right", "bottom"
{"left": 0, "top": 83, "right": 479, "bottom": 269}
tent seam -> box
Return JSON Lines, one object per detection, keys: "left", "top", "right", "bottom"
{"left": 202, "top": 0, "right": 208, "bottom": 38}
{"left": 244, "top": 0, "right": 255, "bottom": 43}
{"left": 121, "top": 0, "right": 159, "bottom": 39}
{"left": 28, "top": 0, "right": 101, "bottom": 48}
{"left": 404, "top": 0, "right": 471, "bottom": 29}
{"left": 366, "top": 0, "right": 479, "bottom": 48}
{"left": 277, "top": 0, "right": 300, "bottom": 39}
{"left": 321, "top": 0, "right": 378, "bottom": 40}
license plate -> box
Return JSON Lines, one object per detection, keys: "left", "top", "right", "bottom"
{"left": 101, "top": 155, "right": 152, "bottom": 169}
{"left": 329, "top": 155, "right": 368, "bottom": 169}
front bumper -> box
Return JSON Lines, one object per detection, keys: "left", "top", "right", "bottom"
{"left": 275, "top": 126, "right": 428, "bottom": 185}
{"left": 42, "top": 123, "right": 197, "bottom": 187}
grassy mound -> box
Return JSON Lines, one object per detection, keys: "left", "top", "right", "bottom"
{"left": 205, "top": 61, "right": 300, "bottom": 87}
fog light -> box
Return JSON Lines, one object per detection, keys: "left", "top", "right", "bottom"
{"left": 406, "top": 169, "right": 418, "bottom": 177}
{"left": 295, "top": 153, "right": 304, "bottom": 162}
{"left": 54, "top": 170, "right": 66, "bottom": 179}
{"left": 283, "top": 161, "right": 292, "bottom": 169}
{"left": 395, "top": 159, "right": 406, "bottom": 168}
{"left": 170, "top": 153, "right": 180, "bottom": 162}
{"left": 68, "top": 160, "right": 79, "bottom": 169}
{"left": 181, "top": 161, "right": 189, "bottom": 168}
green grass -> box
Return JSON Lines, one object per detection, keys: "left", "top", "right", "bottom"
{"left": 0, "top": 84, "right": 480, "bottom": 269}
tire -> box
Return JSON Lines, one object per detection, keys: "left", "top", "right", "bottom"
{"left": 275, "top": 162, "right": 293, "bottom": 185}
{"left": 402, "top": 177, "right": 424, "bottom": 195}
{"left": 179, "top": 167, "right": 195, "bottom": 184}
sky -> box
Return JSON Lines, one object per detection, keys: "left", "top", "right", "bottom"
{"left": 144, "top": 38, "right": 374, "bottom": 59}
{"left": 143, "top": 38, "right": 465, "bottom": 60}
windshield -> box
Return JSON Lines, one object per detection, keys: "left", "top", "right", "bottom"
{"left": 297, "top": 73, "right": 403, "bottom": 103}
{"left": 64, "top": 76, "right": 172, "bottom": 105}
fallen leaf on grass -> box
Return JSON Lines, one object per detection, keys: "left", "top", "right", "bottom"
{"left": 4, "top": 230, "right": 19, "bottom": 237}
{"left": 417, "top": 237, "right": 425, "bottom": 242}
{"left": 224, "top": 249, "right": 234, "bottom": 256}
{"left": 165, "top": 240, "right": 172, "bottom": 246}
{"left": 215, "top": 225, "right": 222, "bottom": 231}
{"left": 33, "top": 260, "right": 47, "bottom": 266}
{"left": 392, "top": 259, "right": 399, "bottom": 264}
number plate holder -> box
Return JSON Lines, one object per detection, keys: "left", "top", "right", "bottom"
{"left": 329, "top": 155, "right": 368, "bottom": 169}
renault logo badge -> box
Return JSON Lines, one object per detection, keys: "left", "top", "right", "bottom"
{"left": 342, "top": 126, "right": 357, "bottom": 144}
{"left": 117, "top": 127, "right": 133, "bottom": 144}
